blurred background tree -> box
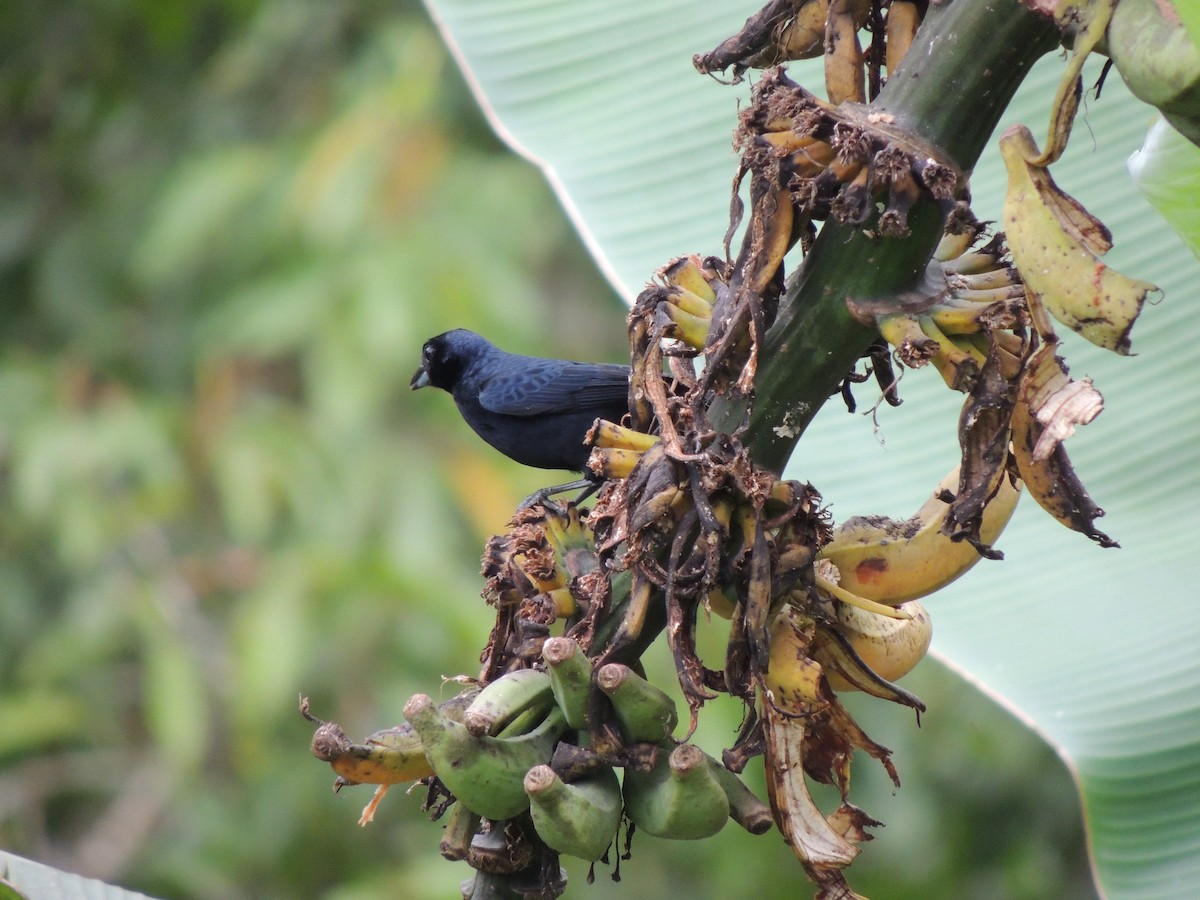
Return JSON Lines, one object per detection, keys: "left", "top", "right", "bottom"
{"left": 0, "top": 1, "right": 1094, "bottom": 897}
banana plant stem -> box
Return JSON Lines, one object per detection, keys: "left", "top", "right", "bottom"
{"left": 590, "top": 3, "right": 1059, "bottom": 670}
{"left": 709, "top": 0, "right": 1060, "bottom": 476}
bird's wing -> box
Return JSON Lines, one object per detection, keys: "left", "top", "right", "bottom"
{"left": 477, "top": 360, "right": 629, "bottom": 417}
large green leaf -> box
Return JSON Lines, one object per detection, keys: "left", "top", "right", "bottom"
{"left": 423, "top": 1, "right": 1200, "bottom": 897}
{"left": 1129, "top": 114, "right": 1200, "bottom": 258}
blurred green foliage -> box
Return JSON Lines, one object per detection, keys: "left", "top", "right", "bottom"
{"left": 0, "top": 2, "right": 1094, "bottom": 898}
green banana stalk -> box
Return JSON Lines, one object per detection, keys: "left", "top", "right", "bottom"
{"left": 1104, "top": 0, "right": 1200, "bottom": 145}
{"left": 403, "top": 693, "right": 567, "bottom": 821}
{"left": 542, "top": 637, "right": 592, "bottom": 731}
{"left": 524, "top": 764, "right": 623, "bottom": 861}
{"left": 596, "top": 662, "right": 679, "bottom": 744}
{"left": 466, "top": 820, "right": 533, "bottom": 875}
{"left": 439, "top": 802, "right": 481, "bottom": 862}
{"left": 622, "top": 743, "right": 730, "bottom": 840}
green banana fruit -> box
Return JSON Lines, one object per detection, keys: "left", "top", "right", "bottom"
{"left": 764, "top": 604, "right": 825, "bottom": 712}
{"left": 524, "top": 764, "right": 623, "bottom": 861}
{"left": 309, "top": 718, "right": 434, "bottom": 788}
{"left": 589, "top": 447, "right": 643, "bottom": 480}
{"left": 542, "top": 637, "right": 592, "bottom": 731}
{"left": 941, "top": 245, "right": 1006, "bottom": 275}
{"left": 596, "top": 662, "right": 679, "bottom": 744}
{"left": 662, "top": 299, "right": 713, "bottom": 349}
{"left": 305, "top": 691, "right": 476, "bottom": 787}
{"left": 661, "top": 255, "right": 717, "bottom": 304}
{"left": 877, "top": 311, "right": 936, "bottom": 368}
{"left": 463, "top": 668, "right": 555, "bottom": 737}
{"left": 886, "top": 0, "right": 921, "bottom": 74}
{"left": 918, "top": 313, "right": 985, "bottom": 390}
{"left": 588, "top": 419, "right": 661, "bottom": 453}
{"left": 824, "top": 0, "right": 870, "bottom": 104}
{"left": 622, "top": 743, "right": 730, "bottom": 840}
{"left": 707, "top": 754, "right": 774, "bottom": 835}
{"left": 403, "top": 693, "right": 567, "bottom": 821}
{"left": 926, "top": 300, "right": 1015, "bottom": 337}
{"left": 934, "top": 229, "right": 975, "bottom": 263}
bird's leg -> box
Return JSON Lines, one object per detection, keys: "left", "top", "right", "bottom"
{"left": 517, "top": 473, "right": 605, "bottom": 513}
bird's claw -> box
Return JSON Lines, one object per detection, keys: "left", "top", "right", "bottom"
{"left": 518, "top": 476, "right": 606, "bottom": 514}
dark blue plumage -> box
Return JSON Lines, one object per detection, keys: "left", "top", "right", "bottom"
{"left": 410, "top": 329, "right": 630, "bottom": 472}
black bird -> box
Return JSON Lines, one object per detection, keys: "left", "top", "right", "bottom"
{"left": 410, "top": 329, "right": 630, "bottom": 498}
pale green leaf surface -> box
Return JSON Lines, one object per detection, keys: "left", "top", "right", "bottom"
{"left": 423, "top": 2, "right": 1200, "bottom": 897}
{"left": 1129, "top": 114, "right": 1200, "bottom": 258}
{"left": 423, "top": 0, "right": 751, "bottom": 298}
{"left": 0, "top": 850, "right": 156, "bottom": 900}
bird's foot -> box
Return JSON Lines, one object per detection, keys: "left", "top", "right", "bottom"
{"left": 517, "top": 477, "right": 604, "bottom": 513}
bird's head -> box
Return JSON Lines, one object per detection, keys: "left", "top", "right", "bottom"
{"left": 410, "top": 329, "right": 490, "bottom": 392}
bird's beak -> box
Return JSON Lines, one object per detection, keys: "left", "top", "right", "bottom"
{"left": 410, "top": 366, "right": 431, "bottom": 390}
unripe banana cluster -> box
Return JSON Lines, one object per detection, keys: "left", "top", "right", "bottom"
{"left": 306, "top": 637, "right": 774, "bottom": 889}
{"left": 306, "top": 454, "right": 970, "bottom": 894}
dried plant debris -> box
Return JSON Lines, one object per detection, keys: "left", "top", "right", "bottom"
{"left": 736, "top": 70, "right": 964, "bottom": 244}
{"left": 695, "top": 0, "right": 923, "bottom": 106}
